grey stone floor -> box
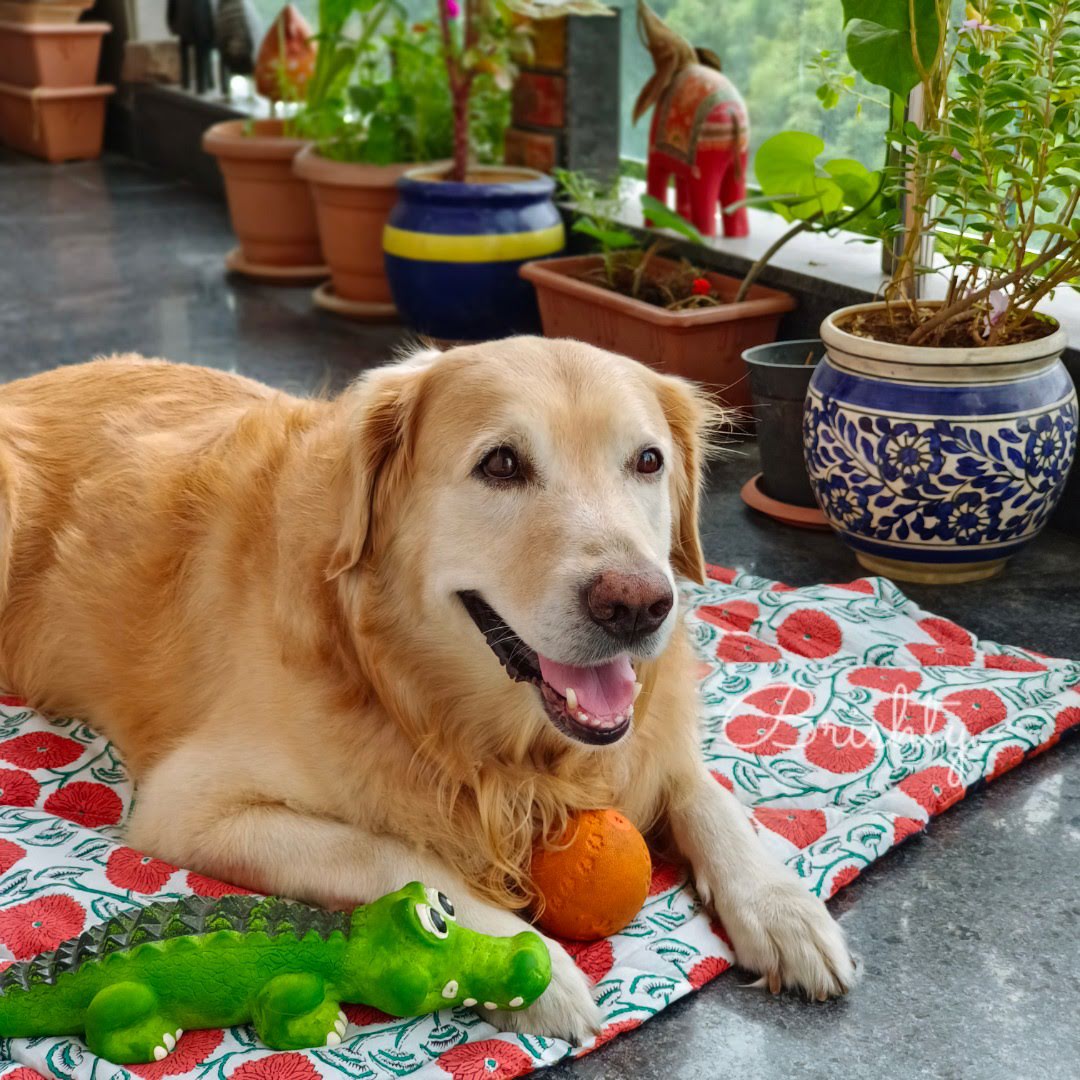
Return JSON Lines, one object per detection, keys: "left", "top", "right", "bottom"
{"left": 2, "top": 151, "right": 1079, "bottom": 1080}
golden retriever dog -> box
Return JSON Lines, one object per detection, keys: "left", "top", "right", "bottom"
{"left": 0, "top": 339, "right": 854, "bottom": 1040}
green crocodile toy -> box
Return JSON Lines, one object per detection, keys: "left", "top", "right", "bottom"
{"left": 0, "top": 882, "right": 551, "bottom": 1064}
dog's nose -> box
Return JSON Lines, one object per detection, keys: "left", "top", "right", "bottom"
{"left": 585, "top": 569, "right": 673, "bottom": 640}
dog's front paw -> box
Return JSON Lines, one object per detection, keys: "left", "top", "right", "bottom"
{"left": 481, "top": 939, "right": 601, "bottom": 1044}
{"left": 709, "top": 869, "right": 857, "bottom": 1001}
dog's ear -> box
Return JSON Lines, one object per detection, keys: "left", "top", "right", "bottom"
{"left": 326, "top": 364, "right": 427, "bottom": 580}
{"left": 654, "top": 374, "right": 726, "bottom": 584}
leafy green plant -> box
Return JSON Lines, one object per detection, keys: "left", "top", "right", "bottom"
{"left": 555, "top": 168, "right": 725, "bottom": 309}
{"left": 832, "top": 0, "right": 1080, "bottom": 346}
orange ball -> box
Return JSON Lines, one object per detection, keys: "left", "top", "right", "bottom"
{"left": 530, "top": 809, "right": 652, "bottom": 940}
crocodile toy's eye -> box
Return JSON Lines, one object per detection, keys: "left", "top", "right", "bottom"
{"left": 417, "top": 903, "right": 449, "bottom": 939}
{"left": 426, "top": 886, "right": 456, "bottom": 921}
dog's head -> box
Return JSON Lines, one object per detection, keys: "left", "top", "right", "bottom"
{"left": 329, "top": 337, "right": 722, "bottom": 748}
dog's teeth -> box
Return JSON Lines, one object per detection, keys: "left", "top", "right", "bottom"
{"left": 565, "top": 688, "right": 578, "bottom": 711}
{"left": 633, "top": 681, "right": 643, "bottom": 702}
{"left": 577, "top": 711, "right": 589, "bottom": 723}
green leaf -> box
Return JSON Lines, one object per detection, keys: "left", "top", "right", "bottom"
{"left": 754, "top": 131, "right": 843, "bottom": 222}
{"left": 841, "top": 0, "right": 941, "bottom": 97}
{"left": 572, "top": 219, "right": 637, "bottom": 250}
{"left": 639, "top": 194, "right": 705, "bottom": 245}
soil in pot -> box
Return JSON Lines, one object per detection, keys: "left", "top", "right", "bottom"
{"left": 744, "top": 339, "right": 824, "bottom": 512}
{"left": 840, "top": 305, "right": 1057, "bottom": 349}
{"left": 202, "top": 119, "right": 325, "bottom": 277}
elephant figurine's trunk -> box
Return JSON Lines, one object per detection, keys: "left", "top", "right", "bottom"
{"left": 633, "top": 0, "right": 698, "bottom": 124}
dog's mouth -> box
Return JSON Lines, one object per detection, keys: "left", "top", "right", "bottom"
{"left": 458, "top": 591, "right": 639, "bottom": 746}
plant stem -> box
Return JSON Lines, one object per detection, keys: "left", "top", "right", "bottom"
{"left": 733, "top": 214, "right": 819, "bottom": 304}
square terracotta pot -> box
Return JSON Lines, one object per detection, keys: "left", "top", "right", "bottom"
{"left": 0, "top": 20, "right": 109, "bottom": 87}
{"left": 519, "top": 254, "right": 796, "bottom": 409}
{"left": 0, "top": 81, "right": 113, "bottom": 161}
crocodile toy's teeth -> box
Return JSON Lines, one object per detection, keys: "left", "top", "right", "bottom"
{"left": 325, "top": 1031, "right": 341, "bottom": 1047}
{"left": 441, "top": 979, "right": 459, "bottom": 999}
{"left": 153, "top": 1047, "right": 167, "bottom": 1062}
{"left": 333, "top": 1015, "right": 347, "bottom": 1038}
{"left": 163, "top": 1033, "right": 176, "bottom": 1052}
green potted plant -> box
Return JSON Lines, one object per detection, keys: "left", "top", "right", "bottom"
{"left": 293, "top": 15, "right": 455, "bottom": 318}
{"left": 380, "top": 0, "right": 612, "bottom": 341}
{"left": 802, "top": 0, "right": 1079, "bottom": 583}
{"left": 203, "top": 4, "right": 325, "bottom": 281}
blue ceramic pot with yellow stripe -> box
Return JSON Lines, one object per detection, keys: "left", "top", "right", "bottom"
{"left": 383, "top": 165, "right": 564, "bottom": 341}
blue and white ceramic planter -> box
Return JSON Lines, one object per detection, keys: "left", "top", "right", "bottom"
{"left": 383, "top": 165, "right": 564, "bottom": 341}
{"left": 804, "top": 302, "right": 1078, "bottom": 583}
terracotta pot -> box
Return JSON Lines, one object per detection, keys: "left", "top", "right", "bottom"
{"left": 0, "top": 20, "right": 109, "bottom": 87}
{"left": 519, "top": 254, "right": 795, "bottom": 408}
{"left": 202, "top": 119, "right": 323, "bottom": 270}
{"left": 0, "top": 81, "right": 112, "bottom": 161}
{"left": 293, "top": 146, "right": 412, "bottom": 308}
{"left": 0, "top": 0, "right": 94, "bottom": 23}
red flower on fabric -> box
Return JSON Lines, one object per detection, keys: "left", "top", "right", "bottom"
{"left": 830, "top": 579, "right": 875, "bottom": 594}
{"left": 989, "top": 745, "right": 1025, "bottom": 780}
{"left": 724, "top": 714, "right": 799, "bottom": 756}
{"left": 716, "top": 634, "right": 781, "bottom": 663}
{"left": 698, "top": 600, "right": 759, "bottom": 632}
{"left": 705, "top": 566, "right": 736, "bottom": 583}
{"left": 710, "top": 769, "right": 734, "bottom": 792}
{"left": 771, "top": 582, "right": 795, "bottom": 592}
{"left": 942, "top": 689, "right": 1007, "bottom": 735}
{"left": 343, "top": 1003, "right": 394, "bottom": 1026}
{"left": 898, "top": 766, "right": 965, "bottom": 815}
{"left": 106, "top": 847, "right": 177, "bottom": 893}
{"left": 0, "top": 767, "right": 40, "bottom": 807}
{"left": 43, "top": 782, "right": 122, "bottom": 828}
{"left": 563, "top": 938, "right": 615, "bottom": 982}
{"left": 907, "top": 617, "right": 976, "bottom": 667}
{"left": 754, "top": 808, "right": 828, "bottom": 848}
{"left": 892, "top": 816, "right": 924, "bottom": 844}
{"left": 984, "top": 654, "right": 1047, "bottom": 673}
{"left": 0, "top": 894, "right": 85, "bottom": 958}
{"left": 803, "top": 723, "right": 876, "bottom": 774}
{"left": 687, "top": 954, "right": 731, "bottom": 989}
{"left": 776, "top": 610, "right": 842, "bottom": 659}
{"left": 872, "top": 696, "right": 946, "bottom": 736}
{"left": 130, "top": 1029, "right": 225, "bottom": 1079}
{"left": 437, "top": 1039, "right": 533, "bottom": 1080}
{"left": 0, "top": 732, "right": 83, "bottom": 770}
{"left": 591, "top": 1018, "right": 642, "bottom": 1049}
{"left": 648, "top": 859, "right": 685, "bottom": 896}
{"left": 847, "top": 667, "right": 922, "bottom": 694}
{"left": 743, "top": 685, "right": 813, "bottom": 716}
{"left": 185, "top": 871, "right": 257, "bottom": 898}
{"left": 0, "top": 696, "right": 26, "bottom": 708}
{"left": 827, "top": 864, "right": 860, "bottom": 897}
{"left": 0, "top": 839, "right": 25, "bottom": 875}
{"left": 229, "top": 1052, "right": 321, "bottom": 1080}
{"left": 3, "top": 1069, "right": 51, "bottom": 1080}
{"left": 1055, "top": 706, "right": 1080, "bottom": 735}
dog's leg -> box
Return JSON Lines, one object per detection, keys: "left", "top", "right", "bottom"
{"left": 665, "top": 763, "right": 856, "bottom": 999}
{"left": 128, "top": 781, "right": 601, "bottom": 1042}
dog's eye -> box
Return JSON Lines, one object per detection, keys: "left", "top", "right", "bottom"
{"left": 636, "top": 447, "right": 664, "bottom": 475}
{"left": 417, "top": 903, "right": 449, "bottom": 939}
{"left": 479, "top": 446, "right": 520, "bottom": 481}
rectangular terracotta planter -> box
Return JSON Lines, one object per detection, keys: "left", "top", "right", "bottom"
{"left": 519, "top": 254, "right": 796, "bottom": 409}
{"left": 0, "top": 81, "right": 113, "bottom": 161}
{"left": 0, "top": 20, "right": 109, "bottom": 87}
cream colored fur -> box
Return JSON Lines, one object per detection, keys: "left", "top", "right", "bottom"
{"left": 0, "top": 339, "right": 854, "bottom": 1040}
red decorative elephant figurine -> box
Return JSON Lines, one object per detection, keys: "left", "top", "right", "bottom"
{"left": 634, "top": 1, "right": 749, "bottom": 239}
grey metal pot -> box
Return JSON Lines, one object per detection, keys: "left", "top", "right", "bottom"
{"left": 743, "top": 339, "right": 825, "bottom": 508}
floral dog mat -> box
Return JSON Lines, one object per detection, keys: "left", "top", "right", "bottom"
{"left": 0, "top": 567, "right": 1078, "bottom": 1080}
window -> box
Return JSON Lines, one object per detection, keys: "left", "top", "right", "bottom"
{"left": 610, "top": 0, "right": 888, "bottom": 177}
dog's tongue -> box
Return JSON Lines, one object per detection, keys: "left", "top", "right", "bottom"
{"left": 537, "top": 654, "right": 636, "bottom": 718}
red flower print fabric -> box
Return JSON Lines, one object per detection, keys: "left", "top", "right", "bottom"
{"left": 0, "top": 565, "right": 1076, "bottom": 1080}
